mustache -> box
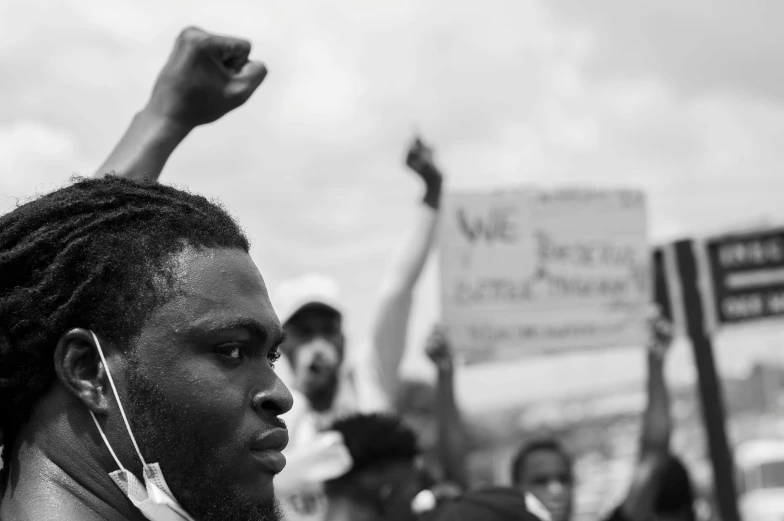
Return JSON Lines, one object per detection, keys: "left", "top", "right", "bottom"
{"left": 269, "top": 417, "right": 286, "bottom": 430}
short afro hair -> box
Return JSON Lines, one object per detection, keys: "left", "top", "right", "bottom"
{"left": 510, "top": 437, "right": 572, "bottom": 486}
{"left": 0, "top": 176, "right": 249, "bottom": 476}
{"left": 324, "top": 413, "right": 420, "bottom": 503}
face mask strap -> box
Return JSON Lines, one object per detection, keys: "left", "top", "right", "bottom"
{"left": 89, "top": 411, "right": 126, "bottom": 471}
{"left": 89, "top": 330, "right": 148, "bottom": 469}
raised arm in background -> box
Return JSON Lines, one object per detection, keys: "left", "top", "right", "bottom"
{"left": 354, "top": 137, "right": 443, "bottom": 410}
{"left": 615, "top": 316, "right": 675, "bottom": 521}
{"left": 94, "top": 27, "right": 267, "bottom": 181}
{"left": 425, "top": 326, "right": 470, "bottom": 490}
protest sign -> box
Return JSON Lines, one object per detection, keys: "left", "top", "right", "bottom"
{"left": 439, "top": 188, "right": 650, "bottom": 364}
{"left": 705, "top": 228, "right": 784, "bottom": 326}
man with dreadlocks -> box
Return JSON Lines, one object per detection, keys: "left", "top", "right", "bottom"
{"left": 0, "top": 28, "right": 293, "bottom": 521}
{"left": 94, "top": 29, "right": 446, "bottom": 521}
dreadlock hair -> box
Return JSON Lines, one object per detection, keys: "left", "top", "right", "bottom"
{"left": 324, "top": 413, "right": 420, "bottom": 504}
{"left": 0, "top": 176, "right": 250, "bottom": 482}
{"left": 510, "top": 436, "right": 573, "bottom": 486}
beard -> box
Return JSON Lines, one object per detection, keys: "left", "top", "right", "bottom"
{"left": 124, "top": 358, "right": 281, "bottom": 521}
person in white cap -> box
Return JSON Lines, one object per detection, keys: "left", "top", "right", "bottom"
{"left": 274, "top": 137, "right": 443, "bottom": 521}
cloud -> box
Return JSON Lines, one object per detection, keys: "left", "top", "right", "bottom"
{"left": 2, "top": 0, "right": 784, "bottom": 396}
{"left": 0, "top": 120, "right": 87, "bottom": 213}
{"left": 547, "top": 0, "right": 784, "bottom": 101}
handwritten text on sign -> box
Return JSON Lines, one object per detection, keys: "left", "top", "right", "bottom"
{"left": 439, "top": 189, "right": 650, "bottom": 364}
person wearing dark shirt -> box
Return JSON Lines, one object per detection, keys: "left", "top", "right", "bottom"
{"left": 603, "top": 454, "right": 696, "bottom": 521}
{"left": 511, "top": 316, "right": 694, "bottom": 521}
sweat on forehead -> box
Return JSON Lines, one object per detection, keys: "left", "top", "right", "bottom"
{"left": 0, "top": 176, "right": 250, "bottom": 472}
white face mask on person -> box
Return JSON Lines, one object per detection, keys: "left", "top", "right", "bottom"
{"left": 296, "top": 337, "right": 340, "bottom": 371}
{"left": 87, "top": 331, "right": 196, "bottom": 521}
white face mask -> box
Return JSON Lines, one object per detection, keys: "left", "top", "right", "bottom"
{"left": 88, "top": 331, "right": 196, "bottom": 521}
{"left": 298, "top": 338, "right": 339, "bottom": 367}
{"left": 526, "top": 493, "right": 553, "bottom": 521}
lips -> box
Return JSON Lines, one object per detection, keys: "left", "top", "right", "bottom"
{"left": 250, "top": 448, "right": 287, "bottom": 474}
{"left": 251, "top": 428, "right": 289, "bottom": 452}
{"left": 250, "top": 428, "right": 289, "bottom": 473}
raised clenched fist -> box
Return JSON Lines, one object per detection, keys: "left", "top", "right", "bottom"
{"left": 425, "top": 325, "right": 454, "bottom": 372}
{"left": 145, "top": 26, "right": 268, "bottom": 128}
{"left": 405, "top": 136, "right": 443, "bottom": 189}
{"left": 648, "top": 314, "right": 674, "bottom": 360}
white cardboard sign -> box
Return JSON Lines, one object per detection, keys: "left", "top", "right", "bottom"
{"left": 439, "top": 188, "right": 650, "bottom": 364}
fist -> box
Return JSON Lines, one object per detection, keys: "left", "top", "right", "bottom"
{"left": 647, "top": 314, "right": 674, "bottom": 359}
{"left": 146, "top": 27, "right": 268, "bottom": 128}
{"left": 425, "top": 326, "right": 453, "bottom": 372}
{"left": 405, "top": 136, "right": 442, "bottom": 187}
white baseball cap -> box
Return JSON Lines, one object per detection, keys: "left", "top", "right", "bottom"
{"left": 272, "top": 273, "right": 344, "bottom": 326}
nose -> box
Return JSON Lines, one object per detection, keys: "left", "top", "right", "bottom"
{"left": 547, "top": 480, "right": 566, "bottom": 496}
{"left": 252, "top": 374, "right": 294, "bottom": 416}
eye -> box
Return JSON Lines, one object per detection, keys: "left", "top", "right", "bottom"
{"left": 216, "top": 344, "right": 245, "bottom": 360}
{"left": 267, "top": 348, "right": 282, "bottom": 368}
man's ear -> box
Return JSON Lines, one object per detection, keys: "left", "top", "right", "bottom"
{"left": 53, "top": 328, "right": 113, "bottom": 414}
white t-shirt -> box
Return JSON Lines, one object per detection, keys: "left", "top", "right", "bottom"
{"left": 274, "top": 342, "right": 398, "bottom": 521}
{"left": 273, "top": 206, "right": 435, "bottom": 521}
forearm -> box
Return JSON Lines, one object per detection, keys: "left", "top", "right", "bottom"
{"left": 435, "top": 368, "right": 469, "bottom": 488}
{"left": 640, "top": 352, "right": 671, "bottom": 455}
{"left": 94, "top": 108, "right": 192, "bottom": 181}
{"left": 617, "top": 353, "right": 672, "bottom": 521}
{"left": 379, "top": 199, "right": 440, "bottom": 296}
{"left": 371, "top": 200, "right": 440, "bottom": 398}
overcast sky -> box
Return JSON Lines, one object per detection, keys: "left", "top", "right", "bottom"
{"left": 3, "top": 0, "right": 784, "bottom": 412}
